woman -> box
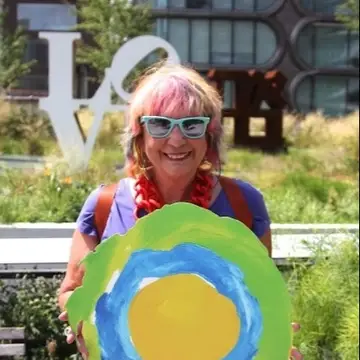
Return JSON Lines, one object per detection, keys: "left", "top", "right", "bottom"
{"left": 58, "top": 63, "right": 302, "bottom": 359}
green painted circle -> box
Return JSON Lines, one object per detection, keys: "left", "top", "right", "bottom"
{"left": 66, "top": 203, "right": 292, "bottom": 360}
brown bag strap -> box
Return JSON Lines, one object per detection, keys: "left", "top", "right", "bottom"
{"left": 94, "top": 183, "right": 118, "bottom": 241}
{"left": 219, "top": 176, "right": 253, "bottom": 230}
{"left": 219, "top": 176, "right": 272, "bottom": 257}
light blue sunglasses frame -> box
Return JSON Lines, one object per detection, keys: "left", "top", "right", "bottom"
{"left": 140, "top": 116, "right": 210, "bottom": 139}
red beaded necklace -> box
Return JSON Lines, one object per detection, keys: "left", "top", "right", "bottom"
{"left": 133, "top": 171, "right": 213, "bottom": 219}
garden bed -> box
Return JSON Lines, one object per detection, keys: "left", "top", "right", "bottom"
{"left": 0, "top": 103, "right": 358, "bottom": 224}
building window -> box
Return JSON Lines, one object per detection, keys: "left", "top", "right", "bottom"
{"left": 296, "top": 22, "right": 359, "bottom": 69}
{"left": 155, "top": 18, "right": 277, "bottom": 66}
{"left": 233, "top": 0, "right": 277, "bottom": 11}
{"left": 294, "top": 74, "right": 359, "bottom": 116}
{"left": 24, "top": 39, "right": 48, "bottom": 69}
{"left": 185, "top": 0, "right": 211, "bottom": 9}
{"left": 17, "top": 75, "right": 48, "bottom": 92}
{"left": 17, "top": 3, "right": 77, "bottom": 31}
{"left": 299, "top": 0, "right": 342, "bottom": 15}
{"left": 191, "top": 20, "right": 209, "bottom": 63}
{"left": 168, "top": 19, "right": 189, "bottom": 61}
{"left": 211, "top": 20, "right": 232, "bottom": 64}
{"left": 223, "top": 81, "right": 235, "bottom": 109}
{"left": 151, "top": 0, "right": 278, "bottom": 11}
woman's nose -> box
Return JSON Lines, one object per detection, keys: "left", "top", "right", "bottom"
{"left": 167, "top": 125, "right": 186, "bottom": 145}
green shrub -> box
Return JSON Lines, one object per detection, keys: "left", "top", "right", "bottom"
{"left": 0, "top": 138, "right": 29, "bottom": 155}
{"left": 336, "top": 302, "right": 359, "bottom": 359}
{"left": 0, "top": 104, "right": 55, "bottom": 156}
{"left": 289, "top": 237, "right": 359, "bottom": 360}
{"left": 264, "top": 179, "right": 359, "bottom": 224}
{"left": 0, "top": 169, "right": 94, "bottom": 223}
{"left": 0, "top": 275, "right": 79, "bottom": 359}
{"left": 0, "top": 110, "right": 358, "bottom": 224}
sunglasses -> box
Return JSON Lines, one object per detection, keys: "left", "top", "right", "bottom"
{"left": 140, "top": 116, "right": 210, "bottom": 139}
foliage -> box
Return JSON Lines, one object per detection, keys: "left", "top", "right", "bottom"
{"left": 263, "top": 172, "right": 358, "bottom": 224}
{"left": 0, "top": 276, "right": 79, "bottom": 359}
{"left": 0, "top": 103, "right": 55, "bottom": 155}
{"left": 0, "top": 109, "right": 359, "bottom": 224}
{"left": 289, "top": 237, "right": 359, "bottom": 360}
{"left": 0, "top": 5, "right": 36, "bottom": 90}
{"left": 336, "top": 0, "right": 360, "bottom": 31}
{"left": 74, "top": 0, "right": 153, "bottom": 88}
{"left": 0, "top": 168, "right": 95, "bottom": 223}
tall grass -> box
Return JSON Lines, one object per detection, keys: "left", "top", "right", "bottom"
{"left": 0, "top": 98, "right": 358, "bottom": 223}
{"left": 289, "top": 236, "right": 359, "bottom": 359}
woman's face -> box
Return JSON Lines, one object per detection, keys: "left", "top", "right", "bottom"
{"left": 142, "top": 110, "right": 208, "bottom": 182}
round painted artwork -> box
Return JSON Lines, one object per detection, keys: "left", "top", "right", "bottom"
{"left": 66, "top": 203, "right": 293, "bottom": 360}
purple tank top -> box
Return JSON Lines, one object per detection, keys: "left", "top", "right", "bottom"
{"left": 77, "top": 177, "right": 271, "bottom": 241}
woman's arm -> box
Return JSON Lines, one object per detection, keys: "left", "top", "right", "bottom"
{"left": 58, "top": 186, "right": 104, "bottom": 310}
{"left": 58, "top": 230, "right": 98, "bottom": 311}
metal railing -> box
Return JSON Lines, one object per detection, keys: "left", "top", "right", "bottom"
{"left": 0, "top": 223, "right": 358, "bottom": 277}
{"left": 0, "top": 155, "right": 47, "bottom": 171}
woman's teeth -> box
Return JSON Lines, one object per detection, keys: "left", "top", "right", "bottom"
{"left": 165, "top": 152, "right": 191, "bottom": 160}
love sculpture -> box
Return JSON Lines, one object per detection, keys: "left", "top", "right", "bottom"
{"left": 38, "top": 32, "right": 181, "bottom": 170}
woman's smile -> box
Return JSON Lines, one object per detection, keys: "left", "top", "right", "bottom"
{"left": 162, "top": 151, "right": 192, "bottom": 161}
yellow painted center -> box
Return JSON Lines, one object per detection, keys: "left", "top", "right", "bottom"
{"left": 128, "top": 274, "right": 240, "bottom": 360}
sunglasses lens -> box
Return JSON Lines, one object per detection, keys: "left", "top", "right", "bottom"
{"left": 182, "top": 119, "right": 207, "bottom": 138}
{"left": 147, "top": 118, "right": 172, "bottom": 137}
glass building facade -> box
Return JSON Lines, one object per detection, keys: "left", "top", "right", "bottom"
{"left": 3, "top": 1, "right": 80, "bottom": 96}
{"left": 154, "top": 19, "right": 278, "bottom": 66}
{"left": 3, "top": 0, "right": 359, "bottom": 116}
{"left": 141, "top": 0, "right": 360, "bottom": 116}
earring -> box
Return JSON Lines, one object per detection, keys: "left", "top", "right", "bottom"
{"left": 138, "top": 151, "right": 153, "bottom": 178}
{"left": 199, "top": 158, "right": 213, "bottom": 172}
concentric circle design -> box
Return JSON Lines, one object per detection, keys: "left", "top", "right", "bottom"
{"left": 95, "top": 244, "right": 263, "bottom": 359}
{"left": 66, "top": 203, "right": 292, "bottom": 360}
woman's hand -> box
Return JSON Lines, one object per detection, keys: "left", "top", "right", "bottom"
{"left": 59, "top": 311, "right": 89, "bottom": 359}
{"left": 290, "top": 323, "right": 303, "bottom": 360}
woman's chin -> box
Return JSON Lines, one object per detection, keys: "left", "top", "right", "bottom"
{"left": 164, "top": 169, "right": 194, "bottom": 182}
{"left": 155, "top": 166, "right": 196, "bottom": 183}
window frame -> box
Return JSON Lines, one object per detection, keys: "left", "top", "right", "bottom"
{"left": 138, "top": 0, "right": 286, "bottom": 14}
{"left": 288, "top": 70, "right": 360, "bottom": 116}
{"left": 290, "top": 17, "right": 360, "bottom": 71}
{"left": 291, "top": 0, "right": 343, "bottom": 18}
{"left": 6, "top": 0, "right": 77, "bottom": 93}
{"left": 16, "top": 2, "right": 77, "bottom": 32}
{"left": 153, "top": 15, "right": 286, "bottom": 70}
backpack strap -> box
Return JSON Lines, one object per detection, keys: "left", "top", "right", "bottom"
{"left": 219, "top": 176, "right": 272, "bottom": 256}
{"left": 219, "top": 176, "right": 253, "bottom": 229}
{"left": 94, "top": 183, "right": 118, "bottom": 241}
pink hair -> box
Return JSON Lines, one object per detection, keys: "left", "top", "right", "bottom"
{"left": 121, "top": 63, "right": 224, "bottom": 218}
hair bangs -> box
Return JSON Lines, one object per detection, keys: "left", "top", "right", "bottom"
{"left": 139, "top": 76, "right": 206, "bottom": 119}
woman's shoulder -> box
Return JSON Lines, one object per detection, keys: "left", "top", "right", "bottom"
{"left": 222, "top": 177, "right": 271, "bottom": 238}
{"left": 76, "top": 178, "right": 134, "bottom": 236}
{"left": 219, "top": 175, "right": 271, "bottom": 225}
{"left": 230, "top": 178, "right": 265, "bottom": 204}
{"left": 82, "top": 177, "right": 134, "bottom": 207}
